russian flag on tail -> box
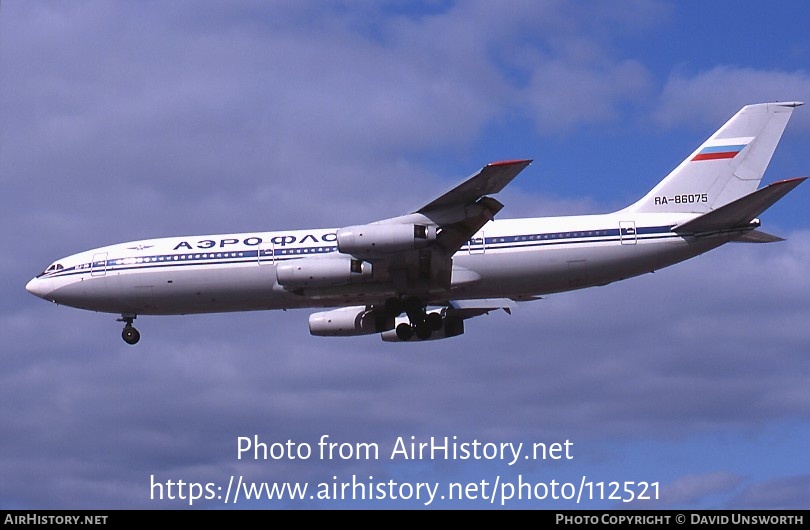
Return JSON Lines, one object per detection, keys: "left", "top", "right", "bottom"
{"left": 692, "top": 143, "right": 748, "bottom": 161}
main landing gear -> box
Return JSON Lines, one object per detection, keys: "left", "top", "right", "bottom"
{"left": 385, "top": 296, "right": 443, "bottom": 341}
{"left": 117, "top": 314, "right": 140, "bottom": 345}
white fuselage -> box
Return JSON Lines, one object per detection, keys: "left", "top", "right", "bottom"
{"left": 26, "top": 210, "right": 724, "bottom": 316}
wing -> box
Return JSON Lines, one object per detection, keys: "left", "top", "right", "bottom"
{"left": 416, "top": 159, "right": 532, "bottom": 253}
{"left": 334, "top": 159, "right": 532, "bottom": 299}
{"left": 299, "top": 159, "right": 532, "bottom": 341}
{"left": 417, "top": 159, "right": 533, "bottom": 212}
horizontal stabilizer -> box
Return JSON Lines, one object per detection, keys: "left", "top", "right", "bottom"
{"left": 733, "top": 230, "right": 785, "bottom": 243}
{"left": 674, "top": 177, "right": 806, "bottom": 235}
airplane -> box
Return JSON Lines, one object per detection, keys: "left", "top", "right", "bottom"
{"left": 26, "top": 101, "right": 806, "bottom": 344}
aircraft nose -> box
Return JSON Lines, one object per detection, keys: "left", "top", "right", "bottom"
{"left": 25, "top": 277, "right": 49, "bottom": 299}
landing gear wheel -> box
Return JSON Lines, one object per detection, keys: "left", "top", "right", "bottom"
{"left": 384, "top": 297, "right": 403, "bottom": 317}
{"left": 117, "top": 314, "right": 140, "bottom": 345}
{"left": 391, "top": 296, "right": 435, "bottom": 340}
{"left": 414, "top": 322, "right": 432, "bottom": 340}
{"left": 122, "top": 325, "right": 140, "bottom": 345}
{"left": 396, "top": 323, "right": 414, "bottom": 341}
{"left": 426, "top": 312, "right": 443, "bottom": 331}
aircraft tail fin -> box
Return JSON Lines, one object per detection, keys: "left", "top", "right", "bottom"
{"left": 624, "top": 102, "right": 802, "bottom": 214}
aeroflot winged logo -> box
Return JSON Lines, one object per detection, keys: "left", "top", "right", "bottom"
{"left": 25, "top": 102, "right": 806, "bottom": 344}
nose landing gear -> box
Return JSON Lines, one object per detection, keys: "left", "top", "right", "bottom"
{"left": 117, "top": 315, "right": 140, "bottom": 345}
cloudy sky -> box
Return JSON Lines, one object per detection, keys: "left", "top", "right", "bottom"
{"left": 2, "top": 0, "right": 810, "bottom": 509}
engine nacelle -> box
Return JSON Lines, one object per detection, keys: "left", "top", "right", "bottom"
{"left": 336, "top": 223, "right": 437, "bottom": 255}
{"left": 276, "top": 258, "right": 372, "bottom": 288}
{"left": 309, "top": 306, "right": 391, "bottom": 337}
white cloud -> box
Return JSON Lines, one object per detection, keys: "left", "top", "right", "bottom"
{"left": 523, "top": 59, "right": 652, "bottom": 133}
{"left": 654, "top": 66, "right": 810, "bottom": 129}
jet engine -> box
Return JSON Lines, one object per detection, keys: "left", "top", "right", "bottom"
{"left": 276, "top": 258, "right": 372, "bottom": 288}
{"left": 337, "top": 223, "right": 437, "bottom": 255}
{"left": 309, "top": 306, "right": 392, "bottom": 336}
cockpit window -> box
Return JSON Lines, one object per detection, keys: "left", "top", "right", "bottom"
{"left": 38, "top": 263, "right": 64, "bottom": 277}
